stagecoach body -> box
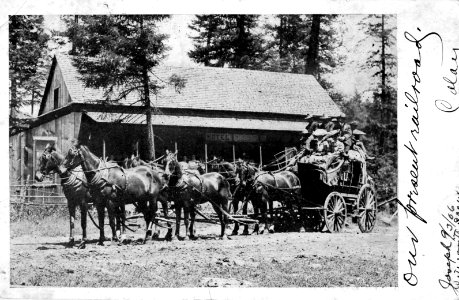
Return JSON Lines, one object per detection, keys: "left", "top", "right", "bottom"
{"left": 295, "top": 156, "right": 377, "bottom": 233}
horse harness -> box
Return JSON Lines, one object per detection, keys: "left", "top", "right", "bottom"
{"left": 88, "top": 159, "right": 128, "bottom": 198}
{"left": 61, "top": 166, "right": 88, "bottom": 192}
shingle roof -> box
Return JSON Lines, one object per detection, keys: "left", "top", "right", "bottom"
{"left": 55, "top": 53, "right": 343, "bottom": 117}
{"left": 86, "top": 112, "right": 307, "bottom": 132}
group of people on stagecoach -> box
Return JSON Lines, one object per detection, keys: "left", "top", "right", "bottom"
{"left": 287, "top": 115, "right": 373, "bottom": 176}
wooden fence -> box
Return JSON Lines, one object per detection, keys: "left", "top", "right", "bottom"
{"left": 10, "top": 179, "right": 67, "bottom": 206}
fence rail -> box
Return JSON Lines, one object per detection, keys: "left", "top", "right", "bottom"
{"left": 10, "top": 180, "right": 67, "bottom": 205}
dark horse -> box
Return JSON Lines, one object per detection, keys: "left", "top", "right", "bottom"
{"left": 249, "top": 170, "right": 301, "bottom": 234}
{"left": 230, "top": 160, "right": 259, "bottom": 235}
{"left": 164, "top": 151, "right": 231, "bottom": 240}
{"left": 64, "top": 141, "right": 164, "bottom": 245}
{"left": 35, "top": 144, "right": 93, "bottom": 248}
{"left": 123, "top": 155, "right": 172, "bottom": 239}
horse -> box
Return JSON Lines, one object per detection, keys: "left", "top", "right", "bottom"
{"left": 208, "top": 158, "right": 237, "bottom": 179}
{"left": 34, "top": 144, "right": 94, "bottom": 248}
{"left": 248, "top": 170, "right": 301, "bottom": 234}
{"left": 163, "top": 151, "right": 231, "bottom": 240}
{"left": 63, "top": 141, "right": 164, "bottom": 245}
{"left": 230, "top": 160, "right": 259, "bottom": 235}
{"left": 122, "top": 154, "right": 172, "bottom": 239}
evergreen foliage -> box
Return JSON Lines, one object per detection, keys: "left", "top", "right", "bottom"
{"left": 9, "top": 15, "right": 50, "bottom": 135}
{"left": 64, "top": 15, "right": 185, "bottom": 160}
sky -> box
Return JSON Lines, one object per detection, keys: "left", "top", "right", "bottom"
{"left": 42, "top": 14, "right": 394, "bottom": 101}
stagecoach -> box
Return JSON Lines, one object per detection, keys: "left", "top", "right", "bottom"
{"left": 288, "top": 155, "right": 377, "bottom": 233}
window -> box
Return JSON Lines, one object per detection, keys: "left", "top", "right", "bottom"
{"left": 54, "top": 88, "right": 59, "bottom": 110}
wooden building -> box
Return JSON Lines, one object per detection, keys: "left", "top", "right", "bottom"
{"left": 9, "top": 54, "right": 343, "bottom": 185}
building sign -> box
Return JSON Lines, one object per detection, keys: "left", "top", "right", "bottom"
{"left": 206, "top": 133, "right": 232, "bottom": 142}
{"left": 233, "top": 134, "right": 258, "bottom": 143}
{"left": 206, "top": 132, "right": 267, "bottom": 143}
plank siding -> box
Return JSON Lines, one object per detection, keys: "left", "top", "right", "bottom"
{"left": 42, "top": 63, "right": 71, "bottom": 114}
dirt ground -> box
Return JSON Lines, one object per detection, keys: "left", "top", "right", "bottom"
{"left": 10, "top": 208, "right": 398, "bottom": 288}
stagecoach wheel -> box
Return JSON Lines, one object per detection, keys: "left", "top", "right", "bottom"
{"left": 323, "top": 192, "right": 347, "bottom": 233}
{"left": 357, "top": 184, "right": 377, "bottom": 233}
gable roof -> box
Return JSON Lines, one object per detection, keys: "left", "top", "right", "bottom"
{"left": 40, "top": 53, "right": 343, "bottom": 118}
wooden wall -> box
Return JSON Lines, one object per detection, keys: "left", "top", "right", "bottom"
{"left": 9, "top": 112, "right": 82, "bottom": 184}
{"left": 41, "top": 63, "right": 71, "bottom": 115}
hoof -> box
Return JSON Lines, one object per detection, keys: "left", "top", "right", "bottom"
{"left": 152, "top": 231, "right": 160, "bottom": 240}
{"left": 181, "top": 236, "right": 190, "bottom": 241}
{"left": 77, "top": 241, "right": 86, "bottom": 249}
{"left": 97, "top": 240, "right": 104, "bottom": 246}
{"left": 169, "top": 235, "right": 178, "bottom": 242}
{"left": 230, "top": 230, "right": 238, "bottom": 236}
{"left": 241, "top": 230, "right": 250, "bottom": 236}
{"left": 220, "top": 235, "right": 229, "bottom": 240}
{"left": 68, "top": 238, "right": 75, "bottom": 247}
{"left": 165, "top": 232, "right": 173, "bottom": 241}
{"left": 190, "top": 235, "right": 198, "bottom": 240}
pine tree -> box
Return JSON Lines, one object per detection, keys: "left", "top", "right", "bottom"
{"left": 9, "top": 15, "right": 49, "bottom": 135}
{"left": 188, "top": 15, "right": 227, "bottom": 67}
{"left": 357, "top": 14, "right": 397, "bottom": 201}
{"left": 188, "top": 15, "right": 264, "bottom": 69}
{"left": 263, "top": 15, "right": 307, "bottom": 73}
{"left": 359, "top": 14, "right": 396, "bottom": 155}
{"left": 65, "top": 15, "right": 185, "bottom": 160}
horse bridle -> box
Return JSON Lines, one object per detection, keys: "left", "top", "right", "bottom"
{"left": 64, "top": 147, "right": 84, "bottom": 170}
{"left": 39, "top": 150, "right": 61, "bottom": 176}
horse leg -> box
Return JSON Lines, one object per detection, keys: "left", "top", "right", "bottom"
{"left": 114, "top": 205, "right": 122, "bottom": 242}
{"left": 268, "top": 199, "right": 275, "bottom": 233}
{"left": 221, "top": 198, "right": 230, "bottom": 239}
{"left": 78, "top": 202, "right": 88, "bottom": 249}
{"left": 242, "top": 200, "right": 250, "bottom": 235}
{"left": 183, "top": 206, "right": 190, "bottom": 241}
{"left": 119, "top": 204, "right": 127, "bottom": 242}
{"left": 96, "top": 202, "right": 106, "bottom": 246}
{"left": 211, "top": 202, "right": 228, "bottom": 240}
{"left": 231, "top": 198, "right": 240, "bottom": 235}
{"left": 259, "top": 192, "right": 269, "bottom": 234}
{"left": 150, "top": 200, "right": 160, "bottom": 240}
{"left": 67, "top": 202, "right": 76, "bottom": 247}
{"left": 137, "top": 201, "right": 151, "bottom": 244}
{"left": 252, "top": 205, "right": 260, "bottom": 235}
{"left": 172, "top": 204, "right": 181, "bottom": 241}
{"left": 189, "top": 205, "right": 197, "bottom": 239}
{"left": 161, "top": 196, "right": 172, "bottom": 240}
{"left": 106, "top": 200, "right": 118, "bottom": 243}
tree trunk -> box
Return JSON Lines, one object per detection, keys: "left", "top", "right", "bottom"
{"left": 279, "top": 15, "right": 285, "bottom": 59}
{"left": 140, "top": 17, "right": 155, "bottom": 160}
{"left": 204, "top": 18, "right": 212, "bottom": 67}
{"left": 235, "top": 15, "right": 247, "bottom": 68}
{"left": 143, "top": 67, "right": 155, "bottom": 161}
{"left": 380, "top": 14, "right": 387, "bottom": 153}
{"left": 305, "top": 15, "right": 321, "bottom": 76}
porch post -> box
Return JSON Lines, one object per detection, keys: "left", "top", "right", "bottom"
{"left": 102, "top": 139, "right": 106, "bottom": 160}
{"left": 174, "top": 141, "right": 178, "bottom": 152}
{"left": 204, "top": 143, "right": 208, "bottom": 173}
{"left": 136, "top": 140, "right": 139, "bottom": 157}
{"left": 259, "top": 145, "right": 263, "bottom": 166}
{"left": 232, "top": 144, "right": 236, "bottom": 162}
{"left": 32, "top": 139, "right": 36, "bottom": 181}
{"left": 285, "top": 147, "right": 288, "bottom": 167}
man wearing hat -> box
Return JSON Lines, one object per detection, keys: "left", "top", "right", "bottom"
{"left": 352, "top": 129, "right": 374, "bottom": 160}
{"left": 338, "top": 122, "right": 353, "bottom": 153}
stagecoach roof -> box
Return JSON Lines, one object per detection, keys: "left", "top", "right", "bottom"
{"left": 85, "top": 112, "right": 306, "bottom": 132}
{"left": 44, "top": 54, "right": 343, "bottom": 118}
